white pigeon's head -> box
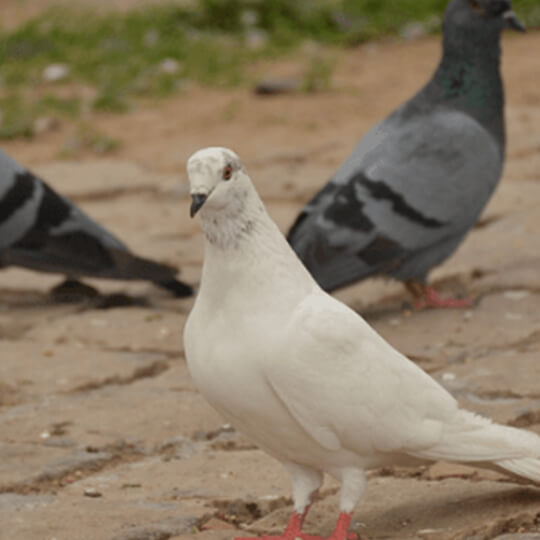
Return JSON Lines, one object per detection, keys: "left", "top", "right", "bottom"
{"left": 187, "top": 147, "right": 249, "bottom": 218}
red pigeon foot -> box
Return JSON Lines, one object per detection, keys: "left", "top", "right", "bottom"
{"left": 235, "top": 512, "right": 357, "bottom": 540}
{"left": 406, "top": 282, "right": 473, "bottom": 309}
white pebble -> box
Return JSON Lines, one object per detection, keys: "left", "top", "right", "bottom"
{"left": 42, "top": 64, "right": 70, "bottom": 82}
{"left": 503, "top": 290, "right": 530, "bottom": 301}
{"left": 160, "top": 58, "right": 181, "bottom": 74}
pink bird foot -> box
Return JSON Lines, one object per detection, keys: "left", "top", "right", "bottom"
{"left": 235, "top": 512, "right": 357, "bottom": 540}
{"left": 406, "top": 282, "right": 473, "bottom": 310}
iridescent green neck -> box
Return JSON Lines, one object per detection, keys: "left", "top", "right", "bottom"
{"left": 427, "top": 24, "right": 505, "bottom": 149}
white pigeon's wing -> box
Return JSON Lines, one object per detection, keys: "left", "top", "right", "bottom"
{"left": 264, "top": 291, "right": 458, "bottom": 455}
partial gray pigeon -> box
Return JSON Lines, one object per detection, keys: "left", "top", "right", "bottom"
{"left": 184, "top": 147, "right": 540, "bottom": 540}
{"left": 0, "top": 149, "right": 193, "bottom": 297}
{"left": 288, "top": 0, "right": 525, "bottom": 308}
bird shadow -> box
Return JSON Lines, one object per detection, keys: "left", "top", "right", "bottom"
{"left": 351, "top": 484, "right": 540, "bottom": 538}
{"left": 49, "top": 279, "right": 150, "bottom": 309}
{"left": 0, "top": 279, "right": 150, "bottom": 311}
{"left": 356, "top": 272, "right": 481, "bottom": 323}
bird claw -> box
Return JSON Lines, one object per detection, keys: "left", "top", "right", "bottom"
{"left": 234, "top": 532, "right": 311, "bottom": 540}
{"left": 413, "top": 295, "right": 473, "bottom": 309}
{"left": 407, "top": 282, "right": 473, "bottom": 309}
{"left": 235, "top": 534, "right": 358, "bottom": 540}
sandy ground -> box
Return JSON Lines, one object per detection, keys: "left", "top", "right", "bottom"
{"left": 0, "top": 0, "right": 185, "bottom": 28}
{"left": 1, "top": 27, "right": 540, "bottom": 540}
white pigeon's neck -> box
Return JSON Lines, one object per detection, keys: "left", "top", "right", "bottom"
{"left": 197, "top": 185, "right": 316, "bottom": 306}
{"left": 199, "top": 185, "right": 268, "bottom": 251}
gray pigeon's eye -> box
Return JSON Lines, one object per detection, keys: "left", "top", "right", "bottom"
{"left": 223, "top": 164, "right": 233, "bottom": 181}
{"left": 469, "top": 0, "right": 484, "bottom": 12}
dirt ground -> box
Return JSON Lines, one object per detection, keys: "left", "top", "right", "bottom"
{"left": 1, "top": 26, "right": 540, "bottom": 540}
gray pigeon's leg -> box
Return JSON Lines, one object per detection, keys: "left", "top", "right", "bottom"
{"left": 405, "top": 281, "right": 473, "bottom": 309}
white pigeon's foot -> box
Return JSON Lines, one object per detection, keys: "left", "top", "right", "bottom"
{"left": 406, "top": 281, "right": 473, "bottom": 310}
{"left": 235, "top": 512, "right": 358, "bottom": 540}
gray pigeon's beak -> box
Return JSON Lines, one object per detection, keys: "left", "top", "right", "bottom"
{"left": 503, "top": 10, "right": 526, "bottom": 32}
{"left": 190, "top": 193, "right": 208, "bottom": 218}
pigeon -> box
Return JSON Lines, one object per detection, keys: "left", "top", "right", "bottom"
{"left": 0, "top": 149, "right": 193, "bottom": 297}
{"left": 287, "top": 0, "right": 525, "bottom": 309}
{"left": 184, "top": 147, "right": 540, "bottom": 540}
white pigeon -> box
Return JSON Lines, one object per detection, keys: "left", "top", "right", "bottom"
{"left": 184, "top": 147, "right": 540, "bottom": 540}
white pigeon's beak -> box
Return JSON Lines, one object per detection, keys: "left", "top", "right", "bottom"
{"left": 503, "top": 10, "right": 525, "bottom": 32}
{"left": 190, "top": 193, "right": 208, "bottom": 218}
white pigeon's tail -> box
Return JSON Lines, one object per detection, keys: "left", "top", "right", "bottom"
{"left": 495, "top": 458, "right": 540, "bottom": 484}
{"left": 410, "top": 409, "right": 540, "bottom": 485}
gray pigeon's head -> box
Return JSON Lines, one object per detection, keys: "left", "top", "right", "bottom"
{"left": 444, "top": 0, "right": 525, "bottom": 34}
{"left": 187, "top": 147, "right": 248, "bottom": 218}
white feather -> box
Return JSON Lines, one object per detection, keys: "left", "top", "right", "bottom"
{"left": 184, "top": 147, "right": 540, "bottom": 517}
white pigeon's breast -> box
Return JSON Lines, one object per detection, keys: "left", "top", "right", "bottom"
{"left": 185, "top": 307, "right": 290, "bottom": 436}
{"left": 183, "top": 304, "right": 355, "bottom": 468}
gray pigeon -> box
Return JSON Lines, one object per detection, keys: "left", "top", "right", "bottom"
{"left": 0, "top": 149, "right": 193, "bottom": 297}
{"left": 287, "top": 0, "right": 525, "bottom": 308}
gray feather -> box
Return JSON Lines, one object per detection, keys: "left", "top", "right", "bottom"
{"left": 288, "top": 0, "right": 515, "bottom": 291}
{"left": 0, "top": 149, "right": 193, "bottom": 297}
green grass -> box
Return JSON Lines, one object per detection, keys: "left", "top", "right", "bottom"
{"left": 0, "top": 0, "right": 536, "bottom": 140}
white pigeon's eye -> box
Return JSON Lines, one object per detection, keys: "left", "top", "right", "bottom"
{"left": 222, "top": 164, "right": 233, "bottom": 181}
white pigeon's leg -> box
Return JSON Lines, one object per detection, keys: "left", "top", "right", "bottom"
{"left": 337, "top": 468, "right": 366, "bottom": 514}
{"left": 234, "top": 463, "right": 322, "bottom": 540}
{"left": 286, "top": 462, "right": 324, "bottom": 515}
{"left": 277, "top": 467, "right": 366, "bottom": 540}
{"left": 313, "top": 468, "right": 366, "bottom": 540}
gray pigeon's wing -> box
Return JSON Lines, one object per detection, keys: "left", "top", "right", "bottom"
{"left": 288, "top": 108, "right": 503, "bottom": 290}
{"left": 0, "top": 151, "right": 193, "bottom": 296}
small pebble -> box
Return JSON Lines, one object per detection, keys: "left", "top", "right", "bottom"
{"left": 400, "top": 22, "right": 426, "bottom": 40}
{"left": 144, "top": 29, "right": 159, "bottom": 47}
{"left": 503, "top": 290, "right": 530, "bottom": 301}
{"left": 245, "top": 29, "right": 268, "bottom": 50}
{"left": 441, "top": 372, "right": 456, "bottom": 381}
{"left": 241, "top": 9, "right": 258, "bottom": 27}
{"left": 83, "top": 488, "right": 102, "bottom": 498}
{"left": 254, "top": 78, "right": 301, "bottom": 96}
{"left": 43, "top": 64, "right": 70, "bottom": 82}
{"left": 33, "top": 116, "right": 59, "bottom": 135}
{"left": 160, "top": 58, "right": 181, "bottom": 74}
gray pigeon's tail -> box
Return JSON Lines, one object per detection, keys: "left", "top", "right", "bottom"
{"left": 0, "top": 160, "right": 194, "bottom": 297}
{"left": 155, "top": 279, "right": 194, "bottom": 297}
{"left": 105, "top": 248, "right": 193, "bottom": 297}
{"left": 3, "top": 241, "right": 194, "bottom": 297}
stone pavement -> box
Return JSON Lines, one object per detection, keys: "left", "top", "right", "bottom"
{"left": 1, "top": 36, "right": 540, "bottom": 540}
